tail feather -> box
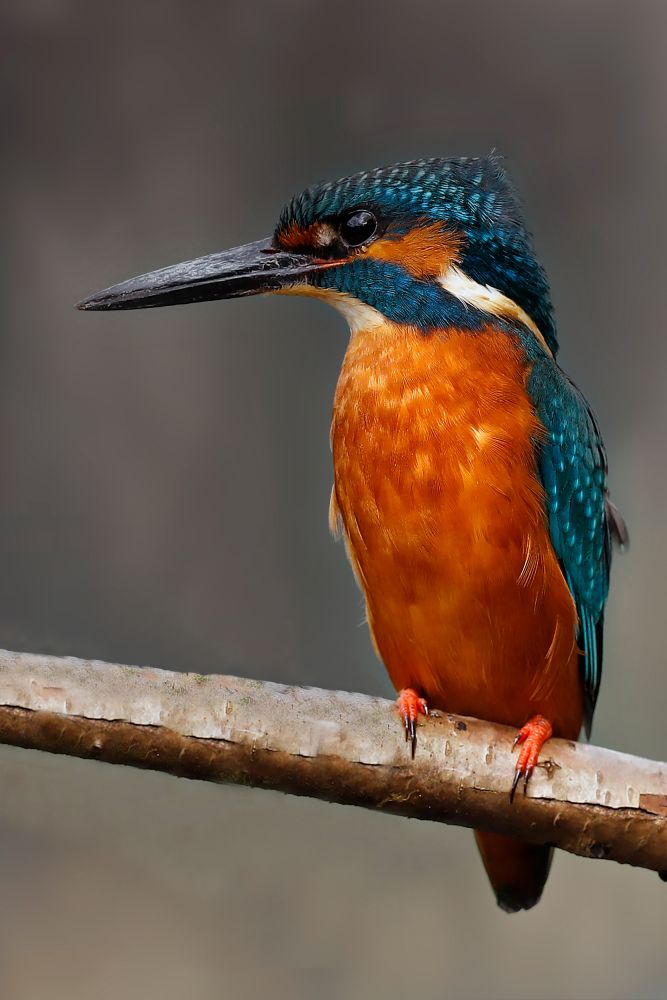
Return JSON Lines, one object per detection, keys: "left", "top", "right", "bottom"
{"left": 474, "top": 830, "right": 553, "bottom": 913}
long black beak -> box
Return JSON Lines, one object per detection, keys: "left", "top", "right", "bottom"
{"left": 76, "top": 237, "right": 339, "bottom": 311}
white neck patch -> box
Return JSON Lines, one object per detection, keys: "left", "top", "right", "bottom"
{"left": 439, "top": 265, "right": 551, "bottom": 354}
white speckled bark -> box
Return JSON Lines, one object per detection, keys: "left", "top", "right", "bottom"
{"left": 0, "top": 649, "right": 664, "bottom": 871}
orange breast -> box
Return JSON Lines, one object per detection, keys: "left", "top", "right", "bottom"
{"left": 331, "top": 323, "right": 582, "bottom": 738}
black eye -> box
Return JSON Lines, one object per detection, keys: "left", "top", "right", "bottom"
{"left": 339, "top": 209, "right": 378, "bottom": 247}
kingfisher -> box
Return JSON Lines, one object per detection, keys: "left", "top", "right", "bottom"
{"left": 78, "top": 155, "right": 627, "bottom": 912}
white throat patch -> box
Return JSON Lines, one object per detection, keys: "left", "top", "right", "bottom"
{"left": 283, "top": 285, "right": 387, "bottom": 334}
{"left": 326, "top": 291, "right": 387, "bottom": 334}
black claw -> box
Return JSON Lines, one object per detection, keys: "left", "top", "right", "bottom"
{"left": 523, "top": 770, "right": 531, "bottom": 796}
{"left": 510, "top": 769, "right": 522, "bottom": 803}
{"left": 409, "top": 719, "right": 417, "bottom": 758}
{"left": 399, "top": 707, "right": 420, "bottom": 758}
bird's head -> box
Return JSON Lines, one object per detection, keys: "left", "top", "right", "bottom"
{"left": 78, "top": 155, "right": 557, "bottom": 355}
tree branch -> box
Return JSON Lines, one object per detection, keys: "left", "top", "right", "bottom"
{"left": 0, "top": 649, "right": 664, "bottom": 873}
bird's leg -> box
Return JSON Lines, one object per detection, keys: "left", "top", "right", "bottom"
{"left": 510, "top": 715, "right": 553, "bottom": 802}
{"left": 396, "top": 688, "right": 429, "bottom": 758}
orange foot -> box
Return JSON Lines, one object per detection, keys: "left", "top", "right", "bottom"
{"left": 396, "top": 688, "right": 429, "bottom": 758}
{"left": 510, "top": 715, "right": 553, "bottom": 803}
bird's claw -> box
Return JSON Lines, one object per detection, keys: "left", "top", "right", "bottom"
{"left": 509, "top": 715, "right": 553, "bottom": 803}
{"left": 396, "top": 689, "right": 429, "bottom": 758}
{"left": 510, "top": 763, "right": 533, "bottom": 803}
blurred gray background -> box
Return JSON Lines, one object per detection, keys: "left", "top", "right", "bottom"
{"left": 1, "top": 1, "right": 666, "bottom": 998}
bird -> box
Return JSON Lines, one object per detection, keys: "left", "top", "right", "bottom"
{"left": 78, "top": 154, "right": 627, "bottom": 912}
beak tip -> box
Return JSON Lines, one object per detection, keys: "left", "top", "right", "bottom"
{"left": 75, "top": 287, "right": 134, "bottom": 312}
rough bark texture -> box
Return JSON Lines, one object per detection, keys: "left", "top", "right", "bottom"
{"left": 0, "top": 649, "right": 664, "bottom": 872}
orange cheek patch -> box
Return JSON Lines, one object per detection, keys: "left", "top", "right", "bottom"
{"left": 366, "top": 221, "right": 462, "bottom": 279}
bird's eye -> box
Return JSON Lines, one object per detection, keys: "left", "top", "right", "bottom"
{"left": 339, "top": 209, "right": 378, "bottom": 248}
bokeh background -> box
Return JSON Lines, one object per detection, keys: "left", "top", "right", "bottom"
{"left": 2, "top": 1, "right": 666, "bottom": 997}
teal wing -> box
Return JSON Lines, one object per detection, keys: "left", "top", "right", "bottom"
{"left": 529, "top": 361, "right": 625, "bottom": 736}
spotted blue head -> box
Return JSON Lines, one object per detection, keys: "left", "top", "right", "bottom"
{"left": 77, "top": 155, "right": 557, "bottom": 355}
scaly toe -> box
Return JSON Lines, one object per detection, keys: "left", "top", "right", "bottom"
{"left": 396, "top": 689, "right": 429, "bottom": 759}
{"left": 509, "top": 715, "right": 553, "bottom": 802}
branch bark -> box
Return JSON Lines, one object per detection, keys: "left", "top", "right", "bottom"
{"left": 0, "top": 649, "right": 664, "bottom": 873}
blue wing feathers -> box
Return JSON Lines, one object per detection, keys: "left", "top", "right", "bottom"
{"left": 528, "top": 359, "right": 614, "bottom": 737}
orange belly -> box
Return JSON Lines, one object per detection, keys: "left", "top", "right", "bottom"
{"left": 331, "top": 322, "right": 582, "bottom": 738}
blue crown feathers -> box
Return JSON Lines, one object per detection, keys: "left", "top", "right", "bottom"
{"left": 279, "top": 155, "right": 558, "bottom": 354}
